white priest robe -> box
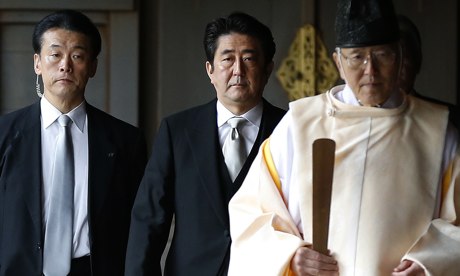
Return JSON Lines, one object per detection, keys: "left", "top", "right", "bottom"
{"left": 228, "top": 85, "right": 460, "bottom": 276}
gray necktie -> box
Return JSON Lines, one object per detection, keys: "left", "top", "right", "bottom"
{"left": 43, "top": 115, "right": 74, "bottom": 276}
{"left": 223, "top": 117, "right": 247, "bottom": 181}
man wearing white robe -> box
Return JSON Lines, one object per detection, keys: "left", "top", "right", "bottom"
{"left": 227, "top": 0, "right": 460, "bottom": 275}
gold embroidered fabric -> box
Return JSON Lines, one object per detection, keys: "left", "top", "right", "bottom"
{"left": 277, "top": 24, "right": 339, "bottom": 101}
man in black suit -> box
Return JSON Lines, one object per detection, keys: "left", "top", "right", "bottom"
{"left": 0, "top": 10, "right": 147, "bottom": 275}
{"left": 125, "top": 12, "right": 286, "bottom": 276}
{"left": 398, "top": 14, "right": 460, "bottom": 128}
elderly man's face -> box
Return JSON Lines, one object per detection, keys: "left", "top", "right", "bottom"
{"left": 333, "top": 43, "right": 400, "bottom": 107}
{"left": 34, "top": 28, "right": 97, "bottom": 109}
{"left": 206, "top": 32, "right": 273, "bottom": 115}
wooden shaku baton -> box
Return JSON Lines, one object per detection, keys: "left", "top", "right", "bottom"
{"left": 312, "top": 138, "right": 336, "bottom": 255}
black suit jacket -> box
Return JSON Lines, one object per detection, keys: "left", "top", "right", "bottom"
{"left": 0, "top": 101, "right": 147, "bottom": 275}
{"left": 125, "top": 98, "right": 286, "bottom": 276}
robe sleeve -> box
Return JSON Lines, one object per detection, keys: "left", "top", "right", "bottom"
{"left": 404, "top": 144, "right": 460, "bottom": 275}
{"left": 228, "top": 139, "right": 306, "bottom": 276}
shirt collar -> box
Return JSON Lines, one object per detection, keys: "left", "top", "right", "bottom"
{"left": 216, "top": 100, "right": 263, "bottom": 127}
{"left": 40, "top": 96, "right": 87, "bottom": 132}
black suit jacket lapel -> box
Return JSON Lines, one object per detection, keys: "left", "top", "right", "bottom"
{"left": 185, "top": 100, "right": 230, "bottom": 226}
{"left": 10, "top": 103, "right": 43, "bottom": 241}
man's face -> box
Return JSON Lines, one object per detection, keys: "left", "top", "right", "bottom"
{"left": 34, "top": 28, "right": 97, "bottom": 108}
{"left": 206, "top": 33, "right": 273, "bottom": 115}
{"left": 333, "top": 43, "right": 400, "bottom": 107}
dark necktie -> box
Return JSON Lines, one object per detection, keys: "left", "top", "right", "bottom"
{"left": 43, "top": 115, "right": 74, "bottom": 276}
{"left": 223, "top": 117, "right": 247, "bottom": 181}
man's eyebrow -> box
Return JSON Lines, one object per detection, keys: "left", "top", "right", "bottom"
{"left": 220, "top": 49, "right": 257, "bottom": 55}
{"left": 49, "top": 43, "right": 62, "bottom": 49}
{"left": 49, "top": 43, "right": 88, "bottom": 51}
{"left": 242, "top": 49, "right": 257, "bottom": 54}
{"left": 72, "top": 45, "right": 88, "bottom": 52}
{"left": 344, "top": 49, "right": 363, "bottom": 54}
{"left": 220, "top": 49, "right": 235, "bottom": 55}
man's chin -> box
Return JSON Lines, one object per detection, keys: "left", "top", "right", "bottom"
{"left": 227, "top": 87, "right": 249, "bottom": 96}
{"left": 357, "top": 91, "right": 388, "bottom": 106}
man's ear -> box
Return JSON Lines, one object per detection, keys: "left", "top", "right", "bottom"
{"left": 34, "top": 53, "right": 41, "bottom": 75}
{"left": 206, "top": 61, "right": 213, "bottom": 73}
{"left": 332, "top": 52, "right": 346, "bottom": 80}
{"left": 263, "top": 61, "right": 274, "bottom": 84}
{"left": 89, "top": 59, "right": 98, "bottom": 78}
{"left": 206, "top": 61, "right": 214, "bottom": 83}
{"left": 266, "top": 61, "right": 274, "bottom": 76}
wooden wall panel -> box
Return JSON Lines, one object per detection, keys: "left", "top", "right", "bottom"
{"left": 0, "top": 0, "right": 135, "bottom": 10}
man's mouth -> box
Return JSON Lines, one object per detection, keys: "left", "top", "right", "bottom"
{"left": 229, "top": 79, "right": 248, "bottom": 87}
{"left": 56, "top": 78, "right": 73, "bottom": 83}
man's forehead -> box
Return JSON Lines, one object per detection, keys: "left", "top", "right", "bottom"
{"left": 216, "top": 36, "right": 261, "bottom": 56}
{"left": 42, "top": 28, "right": 88, "bottom": 41}
{"left": 216, "top": 33, "right": 260, "bottom": 47}
{"left": 342, "top": 44, "right": 397, "bottom": 53}
{"left": 41, "top": 29, "right": 90, "bottom": 48}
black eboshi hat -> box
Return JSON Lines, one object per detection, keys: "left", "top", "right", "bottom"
{"left": 335, "top": 0, "right": 400, "bottom": 48}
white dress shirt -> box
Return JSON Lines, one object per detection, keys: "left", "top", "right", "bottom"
{"left": 217, "top": 100, "right": 263, "bottom": 157}
{"left": 41, "top": 96, "right": 90, "bottom": 258}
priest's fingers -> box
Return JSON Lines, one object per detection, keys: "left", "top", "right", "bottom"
{"left": 290, "top": 246, "right": 339, "bottom": 276}
{"left": 392, "top": 260, "right": 425, "bottom": 276}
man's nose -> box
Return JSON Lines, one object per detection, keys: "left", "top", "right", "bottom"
{"left": 59, "top": 56, "right": 73, "bottom": 72}
{"left": 363, "top": 55, "right": 376, "bottom": 75}
{"left": 233, "top": 59, "right": 245, "bottom": 76}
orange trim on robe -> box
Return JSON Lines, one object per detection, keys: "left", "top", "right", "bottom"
{"left": 262, "top": 138, "right": 295, "bottom": 276}
{"left": 262, "top": 139, "right": 282, "bottom": 196}
{"left": 442, "top": 162, "right": 453, "bottom": 206}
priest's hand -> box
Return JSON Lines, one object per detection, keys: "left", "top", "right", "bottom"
{"left": 392, "top": 260, "right": 425, "bottom": 276}
{"left": 290, "top": 246, "right": 339, "bottom": 276}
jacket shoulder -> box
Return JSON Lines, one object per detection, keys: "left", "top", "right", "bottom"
{"left": 162, "top": 100, "right": 216, "bottom": 124}
{"left": 262, "top": 98, "right": 286, "bottom": 118}
{"left": 86, "top": 104, "right": 142, "bottom": 132}
{"left": 0, "top": 103, "right": 39, "bottom": 138}
{"left": 0, "top": 103, "right": 38, "bottom": 125}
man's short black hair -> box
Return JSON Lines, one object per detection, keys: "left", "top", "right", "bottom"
{"left": 32, "top": 10, "right": 101, "bottom": 60}
{"left": 203, "top": 12, "right": 276, "bottom": 66}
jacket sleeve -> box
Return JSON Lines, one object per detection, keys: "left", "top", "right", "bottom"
{"left": 228, "top": 139, "right": 306, "bottom": 276}
{"left": 125, "top": 119, "right": 175, "bottom": 276}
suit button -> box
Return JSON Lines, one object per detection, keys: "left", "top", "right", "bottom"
{"left": 37, "top": 243, "right": 41, "bottom": 250}
{"left": 224, "top": 230, "right": 230, "bottom": 238}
